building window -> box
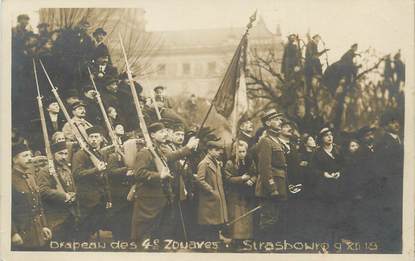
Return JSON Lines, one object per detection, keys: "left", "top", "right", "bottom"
{"left": 157, "top": 64, "right": 166, "bottom": 76}
{"left": 208, "top": 62, "right": 216, "bottom": 75}
{"left": 182, "top": 63, "right": 191, "bottom": 75}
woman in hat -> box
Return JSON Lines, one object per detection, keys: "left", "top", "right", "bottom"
{"left": 224, "top": 140, "right": 257, "bottom": 245}
{"left": 310, "top": 127, "right": 344, "bottom": 243}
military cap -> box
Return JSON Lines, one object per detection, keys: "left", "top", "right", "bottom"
{"left": 51, "top": 141, "right": 67, "bottom": 154}
{"left": 351, "top": 43, "right": 358, "bottom": 48}
{"left": 71, "top": 100, "right": 86, "bottom": 111}
{"left": 93, "top": 27, "right": 107, "bottom": 36}
{"left": 261, "top": 109, "right": 284, "bottom": 123}
{"left": 86, "top": 126, "right": 103, "bottom": 136}
{"left": 148, "top": 122, "right": 166, "bottom": 134}
{"left": 206, "top": 140, "right": 224, "bottom": 150}
{"left": 12, "top": 143, "right": 30, "bottom": 157}
{"left": 17, "top": 14, "right": 30, "bottom": 21}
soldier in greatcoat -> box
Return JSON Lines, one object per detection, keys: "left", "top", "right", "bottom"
{"left": 12, "top": 143, "right": 52, "bottom": 249}
{"left": 37, "top": 141, "right": 79, "bottom": 241}
{"left": 130, "top": 122, "right": 199, "bottom": 244}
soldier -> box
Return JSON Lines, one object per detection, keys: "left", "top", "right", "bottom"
{"left": 130, "top": 122, "right": 199, "bottom": 244}
{"left": 62, "top": 101, "right": 93, "bottom": 142}
{"left": 72, "top": 127, "right": 114, "bottom": 240}
{"left": 254, "top": 109, "right": 288, "bottom": 241}
{"left": 196, "top": 140, "right": 228, "bottom": 241}
{"left": 12, "top": 143, "right": 52, "bottom": 250}
{"left": 281, "top": 34, "right": 301, "bottom": 80}
{"left": 37, "top": 141, "right": 79, "bottom": 241}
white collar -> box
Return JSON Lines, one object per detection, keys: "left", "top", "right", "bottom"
{"left": 49, "top": 112, "right": 58, "bottom": 121}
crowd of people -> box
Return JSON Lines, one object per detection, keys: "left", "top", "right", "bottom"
{"left": 11, "top": 15, "right": 404, "bottom": 253}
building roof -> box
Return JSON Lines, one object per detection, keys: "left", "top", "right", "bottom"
{"left": 152, "top": 16, "right": 279, "bottom": 50}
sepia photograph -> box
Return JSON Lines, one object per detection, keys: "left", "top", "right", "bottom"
{"left": 1, "top": 0, "right": 414, "bottom": 259}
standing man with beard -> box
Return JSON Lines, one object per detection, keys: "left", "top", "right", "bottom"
{"left": 255, "top": 109, "right": 289, "bottom": 241}
{"left": 12, "top": 143, "right": 52, "bottom": 250}
{"left": 131, "top": 122, "right": 199, "bottom": 245}
{"left": 37, "top": 141, "right": 79, "bottom": 241}
{"left": 62, "top": 101, "right": 93, "bottom": 142}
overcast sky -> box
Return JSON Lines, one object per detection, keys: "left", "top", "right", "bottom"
{"left": 11, "top": 0, "right": 412, "bottom": 61}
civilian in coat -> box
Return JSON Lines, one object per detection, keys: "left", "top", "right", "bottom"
{"left": 277, "top": 121, "right": 306, "bottom": 240}
{"left": 11, "top": 144, "right": 52, "bottom": 250}
{"left": 130, "top": 122, "right": 199, "bottom": 244}
{"left": 310, "top": 127, "right": 344, "bottom": 243}
{"left": 37, "top": 142, "right": 79, "bottom": 241}
{"left": 224, "top": 140, "right": 257, "bottom": 242}
{"left": 373, "top": 111, "right": 403, "bottom": 253}
{"left": 196, "top": 140, "right": 228, "bottom": 241}
{"left": 254, "top": 109, "right": 288, "bottom": 241}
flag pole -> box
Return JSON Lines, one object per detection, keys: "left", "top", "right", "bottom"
{"left": 197, "top": 10, "right": 257, "bottom": 131}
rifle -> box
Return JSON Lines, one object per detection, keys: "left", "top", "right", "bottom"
{"left": 118, "top": 34, "right": 174, "bottom": 199}
{"left": 39, "top": 59, "right": 106, "bottom": 171}
{"left": 87, "top": 66, "right": 125, "bottom": 159}
{"left": 150, "top": 91, "right": 162, "bottom": 120}
{"left": 33, "top": 59, "right": 82, "bottom": 222}
{"left": 33, "top": 59, "right": 65, "bottom": 194}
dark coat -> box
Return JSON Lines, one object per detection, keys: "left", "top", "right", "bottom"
{"left": 83, "top": 96, "right": 103, "bottom": 128}
{"left": 281, "top": 42, "right": 301, "bottom": 77}
{"left": 37, "top": 163, "right": 77, "bottom": 230}
{"left": 310, "top": 145, "right": 344, "bottom": 201}
{"left": 12, "top": 168, "right": 48, "bottom": 248}
{"left": 72, "top": 149, "right": 125, "bottom": 211}
{"left": 130, "top": 145, "right": 191, "bottom": 240}
{"left": 255, "top": 134, "right": 288, "bottom": 199}
{"left": 196, "top": 154, "right": 228, "bottom": 225}
{"left": 44, "top": 112, "right": 66, "bottom": 134}
{"left": 305, "top": 40, "right": 324, "bottom": 76}
{"left": 374, "top": 131, "right": 403, "bottom": 207}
